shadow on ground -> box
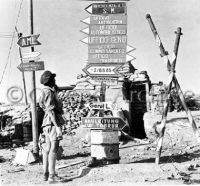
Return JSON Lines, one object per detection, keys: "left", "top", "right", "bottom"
{"left": 128, "top": 151, "right": 200, "bottom": 164}
{"left": 61, "top": 151, "right": 91, "bottom": 160}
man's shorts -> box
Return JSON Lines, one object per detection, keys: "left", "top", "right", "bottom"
{"left": 41, "top": 125, "right": 60, "bottom": 152}
{"left": 43, "top": 125, "right": 57, "bottom": 142}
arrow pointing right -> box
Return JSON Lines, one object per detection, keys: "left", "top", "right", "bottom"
{"left": 127, "top": 45, "right": 136, "bottom": 53}
{"left": 22, "top": 51, "right": 41, "bottom": 60}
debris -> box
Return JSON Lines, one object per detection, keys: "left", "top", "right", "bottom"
{"left": 8, "top": 168, "right": 25, "bottom": 173}
{"left": 56, "top": 160, "right": 86, "bottom": 170}
{"left": 187, "top": 164, "right": 196, "bottom": 171}
{"left": 12, "top": 148, "right": 36, "bottom": 165}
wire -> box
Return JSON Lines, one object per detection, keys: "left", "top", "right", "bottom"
{"left": 0, "top": 0, "right": 24, "bottom": 87}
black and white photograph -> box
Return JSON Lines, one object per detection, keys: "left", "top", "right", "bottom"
{"left": 1, "top": 0, "right": 200, "bottom": 185}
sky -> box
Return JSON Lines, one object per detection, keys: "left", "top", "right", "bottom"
{"left": 0, "top": 0, "right": 200, "bottom": 103}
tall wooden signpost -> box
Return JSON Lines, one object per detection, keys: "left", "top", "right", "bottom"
{"left": 81, "top": 1, "right": 132, "bottom": 163}
{"left": 17, "top": 0, "right": 44, "bottom": 156}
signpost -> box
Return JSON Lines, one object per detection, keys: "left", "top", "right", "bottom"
{"left": 83, "top": 63, "right": 122, "bottom": 77}
{"left": 85, "top": 2, "right": 127, "bottom": 15}
{"left": 88, "top": 53, "right": 135, "bottom": 63}
{"left": 88, "top": 44, "right": 135, "bottom": 54}
{"left": 86, "top": 101, "right": 116, "bottom": 110}
{"left": 91, "top": 77, "right": 118, "bottom": 86}
{"left": 81, "top": 25, "right": 127, "bottom": 36}
{"left": 22, "top": 51, "right": 41, "bottom": 60}
{"left": 81, "top": 35, "right": 127, "bottom": 45}
{"left": 80, "top": 1, "right": 133, "bottom": 165}
{"left": 17, "top": 61, "right": 44, "bottom": 72}
{"left": 81, "top": 15, "right": 127, "bottom": 25}
{"left": 82, "top": 117, "right": 126, "bottom": 130}
{"left": 17, "top": 34, "right": 41, "bottom": 48}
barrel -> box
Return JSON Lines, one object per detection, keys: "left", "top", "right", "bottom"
{"left": 23, "top": 125, "right": 32, "bottom": 142}
{"left": 90, "top": 130, "right": 120, "bottom": 164}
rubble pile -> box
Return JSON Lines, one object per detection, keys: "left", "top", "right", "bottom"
{"left": 58, "top": 90, "right": 99, "bottom": 135}
{"left": 0, "top": 105, "right": 31, "bottom": 143}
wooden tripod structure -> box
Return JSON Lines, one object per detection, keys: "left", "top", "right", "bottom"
{"left": 146, "top": 14, "right": 200, "bottom": 164}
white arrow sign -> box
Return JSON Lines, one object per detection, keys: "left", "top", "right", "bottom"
{"left": 81, "top": 35, "right": 127, "bottom": 45}
{"left": 127, "top": 45, "right": 136, "bottom": 53}
{"left": 22, "top": 51, "right": 41, "bottom": 60}
{"left": 81, "top": 15, "right": 127, "bottom": 25}
{"left": 88, "top": 44, "right": 135, "bottom": 54}
{"left": 83, "top": 63, "right": 122, "bottom": 77}
{"left": 81, "top": 25, "right": 127, "bottom": 36}
{"left": 86, "top": 101, "right": 116, "bottom": 110}
{"left": 88, "top": 53, "right": 135, "bottom": 63}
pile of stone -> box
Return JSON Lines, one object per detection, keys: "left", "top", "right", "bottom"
{"left": 0, "top": 104, "right": 31, "bottom": 143}
{"left": 58, "top": 90, "right": 99, "bottom": 135}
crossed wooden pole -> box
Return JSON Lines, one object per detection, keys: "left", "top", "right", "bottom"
{"left": 146, "top": 14, "right": 200, "bottom": 164}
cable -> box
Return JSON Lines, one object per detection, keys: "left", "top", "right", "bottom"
{"left": 0, "top": 0, "right": 24, "bottom": 87}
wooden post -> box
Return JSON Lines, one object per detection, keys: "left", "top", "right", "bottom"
{"left": 29, "top": 0, "right": 38, "bottom": 156}
{"left": 15, "top": 27, "right": 28, "bottom": 105}
{"left": 146, "top": 14, "right": 200, "bottom": 164}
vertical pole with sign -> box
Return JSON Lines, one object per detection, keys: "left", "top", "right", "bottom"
{"left": 29, "top": 0, "right": 38, "bottom": 156}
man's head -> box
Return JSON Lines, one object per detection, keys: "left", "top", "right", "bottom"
{"left": 40, "top": 70, "right": 56, "bottom": 86}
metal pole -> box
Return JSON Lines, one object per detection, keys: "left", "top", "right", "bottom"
{"left": 29, "top": 0, "right": 38, "bottom": 156}
{"left": 15, "top": 27, "right": 28, "bottom": 105}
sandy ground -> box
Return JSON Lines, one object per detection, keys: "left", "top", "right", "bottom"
{"left": 1, "top": 111, "right": 200, "bottom": 186}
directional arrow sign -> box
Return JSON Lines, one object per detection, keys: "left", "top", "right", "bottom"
{"left": 82, "top": 63, "right": 122, "bottom": 77}
{"left": 86, "top": 101, "right": 116, "bottom": 110}
{"left": 81, "top": 15, "right": 127, "bottom": 25}
{"left": 88, "top": 53, "right": 135, "bottom": 63}
{"left": 17, "top": 61, "right": 44, "bottom": 72}
{"left": 88, "top": 44, "right": 135, "bottom": 54}
{"left": 22, "top": 51, "right": 41, "bottom": 60}
{"left": 90, "top": 77, "right": 118, "bottom": 86}
{"left": 81, "top": 117, "right": 126, "bottom": 130}
{"left": 85, "top": 2, "right": 127, "bottom": 15}
{"left": 81, "top": 25, "right": 127, "bottom": 36}
{"left": 81, "top": 35, "right": 127, "bottom": 45}
{"left": 17, "top": 34, "right": 41, "bottom": 48}
{"left": 127, "top": 45, "right": 136, "bottom": 53}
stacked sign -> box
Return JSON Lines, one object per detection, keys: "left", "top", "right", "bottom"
{"left": 81, "top": 2, "right": 135, "bottom": 84}
{"left": 17, "top": 34, "right": 44, "bottom": 72}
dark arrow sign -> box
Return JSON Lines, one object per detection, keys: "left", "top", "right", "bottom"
{"left": 17, "top": 34, "right": 41, "bottom": 48}
{"left": 85, "top": 2, "right": 127, "bottom": 15}
{"left": 17, "top": 61, "right": 44, "bottom": 72}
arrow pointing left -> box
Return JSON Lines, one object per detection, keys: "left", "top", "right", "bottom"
{"left": 17, "top": 34, "right": 41, "bottom": 48}
{"left": 17, "top": 61, "right": 44, "bottom": 72}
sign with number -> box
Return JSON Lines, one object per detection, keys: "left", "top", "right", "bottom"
{"left": 82, "top": 63, "right": 122, "bottom": 77}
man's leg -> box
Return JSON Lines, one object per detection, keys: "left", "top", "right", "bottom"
{"left": 48, "top": 140, "right": 59, "bottom": 181}
{"left": 42, "top": 141, "right": 50, "bottom": 181}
